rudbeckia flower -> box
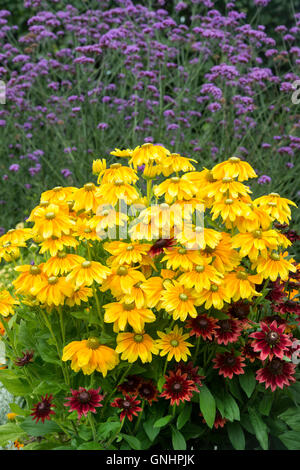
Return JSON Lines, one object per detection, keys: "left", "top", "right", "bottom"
{"left": 31, "top": 394, "right": 55, "bottom": 424}
{"left": 160, "top": 153, "right": 197, "bottom": 176}
{"left": 129, "top": 143, "right": 169, "bottom": 169}
{"left": 154, "top": 175, "right": 197, "bottom": 204}
{"left": 62, "top": 337, "right": 119, "bottom": 376}
{"left": 116, "top": 331, "right": 158, "bottom": 363}
{"left": 96, "top": 180, "right": 139, "bottom": 206}
{"left": 110, "top": 148, "right": 133, "bottom": 158}
{"left": 65, "top": 285, "right": 93, "bottom": 307}
{"left": 206, "top": 178, "right": 252, "bottom": 203}
{"left": 40, "top": 186, "right": 77, "bottom": 204}
{"left": 210, "top": 198, "right": 252, "bottom": 224}
{"left": 232, "top": 229, "right": 279, "bottom": 260}
{"left": 160, "top": 370, "right": 199, "bottom": 406}
{"left": 159, "top": 281, "right": 199, "bottom": 321}
{"left": 72, "top": 183, "right": 103, "bottom": 213}
{"left": 186, "top": 314, "right": 218, "bottom": 341}
{"left": 13, "top": 263, "right": 47, "bottom": 294}
{"left": 249, "top": 320, "right": 293, "bottom": 361}
{"left": 195, "top": 282, "right": 232, "bottom": 310}
{"left": 212, "top": 351, "right": 246, "bottom": 379}
{"left": 28, "top": 203, "right": 75, "bottom": 239}
{"left": 39, "top": 234, "right": 79, "bottom": 257}
{"left": 42, "top": 253, "right": 85, "bottom": 276}
{"left": 111, "top": 395, "right": 142, "bottom": 422}
{"left": 100, "top": 266, "right": 145, "bottom": 297}
{"left": 256, "top": 358, "right": 296, "bottom": 392}
{"left": 30, "top": 275, "right": 73, "bottom": 306}
{"left": 211, "top": 157, "right": 257, "bottom": 181}
{"left": 104, "top": 241, "right": 151, "bottom": 266}
{"left": 252, "top": 251, "right": 297, "bottom": 281}
{"left": 103, "top": 301, "right": 156, "bottom": 332}
{"left": 178, "top": 261, "right": 223, "bottom": 291}
{"left": 64, "top": 387, "right": 104, "bottom": 419}
{"left": 66, "top": 260, "right": 111, "bottom": 288}
{"left": 0, "top": 290, "right": 19, "bottom": 317}
{"left": 100, "top": 163, "right": 138, "bottom": 185}
{"left": 254, "top": 193, "right": 297, "bottom": 224}
{"left": 161, "top": 246, "right": 204, "bottom": 271}
{"left": 200, "top": 232, "right": 240, "bottom": 273}
{"left": 223, "top": 268, "right": 262, "bottom": 301}
{"left": 214, "top": 318, "right": 242, "bottom": 345}
{"left": 156, "top": 325, "right": 193, "bottom": 362}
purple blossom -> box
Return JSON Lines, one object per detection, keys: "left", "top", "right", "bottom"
{"left": 258, "top": 175, "right": 272, "bottom": 184}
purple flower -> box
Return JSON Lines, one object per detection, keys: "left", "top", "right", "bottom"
{"left": 258, "top": 175, "right": 272, "bottom": 184}
{"left": 0, "top": 227, "right": 5, "bottom": 235}
{"left": 97, "top": 122, "right": 109, "bottom": 130}
{"left": 9, "top": 164, "right": 20, "bottom": 172}
{"left": 61, "top": 168, "right": 72, "bottom": 178}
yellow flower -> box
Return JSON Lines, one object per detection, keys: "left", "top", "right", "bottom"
{"left": 40, "top": 186, "right": 77, "bottom": 204}
{"left": 234, "top": 204, "right": 272, "bottom": 232}
{"left": 65, "top": 285, "right": 93, "bottom": 307}
{"left": 162, "top": 246, "right": 204, "bottom": 271}
{"left": 28, "top": 203, "right": 75, "bottom": 239}
{"left": 195, "top": 282, "right": 232, "bottom": 310}
{"left": 0, "top": 290, "right": 19, "bottom": 317}
{"left": 232, "top": 229, "right": 279, "bottom": 260}
{"left": 7, "top": 413, "right": 17, "bottom": 421}
{"left": 0, "top": 228, "right": 32, "bottom": 246}
{"left": 72, "top": 183, "right": 103, "bottom": 213}
{"left": 73, "top": 219, "right": 100, "bottom": 241}
{"left": 13, "top": 264, "right": 47, "bottom": 295}
{"left": 110, "top": 148, "right": 133, "bottom": 157}
{"left": 159, "top": 281, "right": 199, "bottom": 321}
{"left": 116, "top": 331, "right": 158, "bottom": 363}
{"left": 103, "top": 241, "right": 151, "bottom": 266}
{"left": 178, "top": 261, "right": 223, "bottom": 291}
{"left": 252, "top": 252, "right": 297, "bottom": 281}
{"left": 88, "top": 208, "right": 128, "bottom": 231}
{"left": 92, "top": 158, "right": 106, "bottom": 175}
{"left": 96, "top": 180, "right": 139, "bottom": 206}
{"left": 223, "top": 268, "right": 263, "bottom": 301}
{"left": 200, "top": 233, "right": 240, "bottom": 273}
{"left": 210, "top": 198, "right": 252, "bottom": 223}
{"left": 212, "top": 157, "right": 257, "bottom": 181}
{"left": 30, "top": 275, "right": 73, "bottom": 306}
{"left": 254, "top": 193, "right": 297, "bottom": 224}
{"left": 62, "top": 338, "right": 119, "bottom": 376}
{"left": 42, "top": 253, "right": 85, "bottom": 276}
{"left": 66, "top": 260, "right": 111, "bottom": 288}
{"left": 206, "top": 178, "right": 252, "bottom": 202}
{"left": 103, "top": 301, "right": 156, "bottom": 332}
{"left": 141, "top": 276, "right": 166, "bottom": 308}
{"left": 39, "top": 234, "right": 79, "bottom": 257}
{"left": 160, "top": 153, "right": 197, "bottom": 176}
{"left": 156, "top": 325, "right": 193, "bottom": 362}
{"left": 100, "top": 163, "right": 138, "bottom": 185}
{"left": 100, "top": 266, "right": 145, "bottom": 297}
{"left": 154, "top": 175, "right": 197, "bottom": 204}
{"left": 129, "top": 143, "right": 170, "bottom": 168}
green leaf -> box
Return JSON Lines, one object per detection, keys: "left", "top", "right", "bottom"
{"left": 258, "top": 393, "right": 274, "bottom": 416}
{"left": 199, "top": 385, "right": 216, "bottom": 429}
{"left": 32, "top": 380, "right": 63, "bottom": 396}
{"left": 0, "top": 370, "right": 32, "bottom": 396}
{"left": 223, "top": 394, "right": 240, "bottom": 422}
{"left": 0, "top": 423, "right": 26, "bottom": 446}
{"left": 279, "top": 431, "right": 300, "bottom": 450}
{"left": 78, "top": 442, "right": 105, "bottom": 450}
{"left": 171, "top": 426, "right": 186, "bottom": 450}
{"left": 8, "top": 402, "right": 30, "bottom": 417}
{"left": 97, "top": 421, "right": 121, "bottom": 440}
{"left": 153, "top": 415, "right": 173, "bottom": 428}
{"left": 157, "top": 376, "right": 166, "bottom": 392}
{"left": 36, "top": 340, "right": 61, "bottom": 365}
{"left": 20, "top": 417, "right": 61, "bottom": 437}
{"left": 227, "top": 422, "right": 245, "bottom": 450}
{"left": 239, "top": 370, "right": 256, "bottom": 398}
{"left": 248, "top": 407, "right": 269, "bottom": 450}
{"left": 143, "top": 419, "right": 160, "bottom": 442}
{"left": 278, "top": 408, "right": 300, "bottom": 431}
{"left": 177, "top": 404, "right": 192, "bottom": 430}
{"left": 121, "top": 434, "right": 141, "bottom": 450}
{"left": 23, "top": 440, "right": 60, "bottom": 450}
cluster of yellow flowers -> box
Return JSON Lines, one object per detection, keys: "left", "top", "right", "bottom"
{"left": 0, "top": 143, "right": 298, "bottom": 378}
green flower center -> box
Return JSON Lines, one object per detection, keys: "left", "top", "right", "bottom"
{"left": 126, "top": 245, "right": 134, "bottom": 251}
{"left": 210, "top": 285, "right": 219, "bottom": 292}
{"left": 228, "top": 157, "right": 240, "bottom": 163}
{"left": 252, "top": 230, "right": 262, "bottom": 238}
{"left": 178, "top": 248, "right": 187, "bottom": 255}
{"left": 53, "top": 186, "right": 63, "bottom": 192}
{"left": 170, "top": 339, "right": 179, "bottom": 347}
{"left": 123, "top": 301, "right": 135, "bottom": 311}
{"left": 134, "top": 334, "right": 144, "bottom": 343}
{"left": 110, "top": 163, "right": 122, "bottom": 169}
{"left": 195, "top": 265, "right": 205, "bottom": 272}
{"left": 45, "top": 211, "right": 56, "bottom": 220}
{"left": 270, "top": 253, "right": 280, "bottom": 261}
{"left": 222, "top": 177, "right": 233, "bottom": 183}
{"left": 117, "top": 266, "right": 128, "bottom": 276}
{"left": 87, "top": 337, "right": 100, "bottom": 350}
{"left": 82, "top": 260, "right": 92, "bottom": 268}
{"left": 48, "top": 276, "right": 58, "bottom": 285}
{"left": 30, "top": 266, "right": 41, "bottom": 275}
{"left": 236, "top": 271, "right": 248, "bottom": 280}
{"left": 84, "top": 183, "right": 95, "bottom": 191}
{"left": 225, "top": 198, "right": 233, "bottom": 205}
{"left": 179, "top": 293, "right": 188, "bottom": 301}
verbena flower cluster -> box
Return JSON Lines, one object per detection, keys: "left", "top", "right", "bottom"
{"left": 0, "top": 143, "right": 299, "bottom": 450}
{"left": 0, "top": 0, "right": 300, "bottom": 233}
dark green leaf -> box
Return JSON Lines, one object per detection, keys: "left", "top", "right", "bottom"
{"left": 171, "top": 426, "right": 186, "bottom": 450}
{"left": 153, "top": 415, "right": 173, "bottom": 428}
{"left": 248, "top": 407, "right": 269, "bottom": 450}
{"left": 78, "top": 442, "right": 105, "bottom": 450}
{"left": 279, "top": 431, "right": 300, "bottom": 450}
{"left": 20, "top": 417, "right": 61, "bottom": 437}
{"left": 258, "top": 393, "right": 274, "bottom": 416}
{"left": 223, "top": 394, "right": 240, "bottom": 422}
{"left": 0, "top": 423, "right": 26, "bottom": 446}
{"left": 177, "top": 404, "right": 192, "bottom": 430}
{"left": 227, "top": 422, "right": 245, "bottom": 450}
{"left": 278, "top": 408, "right": 300, "bottom": 431}
{"left": 121, "top": 434, "right": 141, "bottom": 450}
{"left": 143, "top": 419, "right": 160, "bottom": 442}
{"left": 199, "top": 385, "right": 216, "bottom": 429}
{"left": 239, "top": 370, "right": 256, "bottom": 398}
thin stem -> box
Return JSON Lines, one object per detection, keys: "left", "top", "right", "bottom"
{"left": 88, "top": 413, "right": 97, "bottom": 442}
{"left": 105, "top": 418, "right": 125, "bottom": 449}
{"left": 100, "top": 364, "right": 133, "bottom": 419}
{"left": 134, "top": 401, "right": 144, "bottom": 434}
{"left": 92, "top": 285, "right": 105, "bottom": 331}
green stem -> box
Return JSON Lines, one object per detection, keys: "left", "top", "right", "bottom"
{"left": 100, "top": 364, "right": 133, "bottom": 419}
{"left": 134, "top": 401, "right": 144, "bottom": 434}
{"left": 92, "top": 285, "right": 105, "bottom": 332}
{"left": 106, "top": 418, "right": 125, "bottom": 449}
{"left": 88, "top": 413, "right": 98, "bottom": 442}
{"left": 58, "top": 307, "right": 65, "bottom": 346}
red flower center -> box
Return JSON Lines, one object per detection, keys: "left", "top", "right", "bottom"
{"left": 219, "top": 320, "right": 232, "bottom": 332}
{"left": 198, "top": 317, "right": 208, "bottom": 328}
{"left": 224, "top": 355, "right": 236, "bottom": 366}
{"left": 78, "top": 391, "right": 91, "bottom": 403}
{"left": 122, "top": 400, "right": 131, "bottom": 409}
{"left": 172, "top": 382, "right": 182, "bottom": 392}
{"left": 266, "top": 331, "right": 279, "bottom": 345}
{"left": 268, "top": 359, "right": 284, "bottom": 375}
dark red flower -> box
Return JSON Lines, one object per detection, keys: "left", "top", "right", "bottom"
{"left": 265, "top": 279, "right": 285, "bottom": 303}
{"left": 111, "top": 395, "right": 142, "bottom": 421}
{"left": 149, "top": 238, "right": 175, "bottom": 257}
{"left": 117, "top": 375, "right": 142, "bottom": 396}
{"left": 64, "top": 387, "right": 104, "bottom": 419}
{"left": 228, "top": 301, "right": 250, "bottom": 321}
{"left": 174, "top": 361, "right": 205, "bottom": 386}
{"left": 261, "top": 314, "right": 286, "bottom": 327}
{"left": 186, "top": 314, "right": 218, "bottom": 340}
{"left": 249, "top": 320, "right": 292, "bottom": 361}
{"left": 31, "top": 394, "right": 55, "bottom": 424}
{"left": 200, "top": 410, "right": 227, "bottom": 429}
{"left": 160, "top": 370, "right": 199, "bottom": 406}
{"left": 242, "top": 342, "right": 260, "bottom": 362}
{"left": 256, "top": 358, "right": 296, "bottom": 392}
{"left": 212, "top": 352, "right": 246, "bottom": 379}
{"left": 274, "top": 300, "right": 300, "bottom": 316}
{"left": 138, "top": 380, "right": 158, "bottom": 404}
{"left": 214, "top": 318, "right": 242, "bottom": 345}
{"left": 14, "top": 350, "right": 34, "bottom": 367}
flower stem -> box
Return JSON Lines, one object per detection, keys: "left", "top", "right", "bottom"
{"left": 105, "top": 418, "right": 125, "bottom": 449}
{"left": 88, "top": 413, "right": 98, "bottom": 442}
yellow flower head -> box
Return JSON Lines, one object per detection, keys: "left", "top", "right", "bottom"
{"left": 116, "top": 331, "right": 158, "bottom": 363}
{"left": 30, "top": 275, "right": 73, "bottom": 306}
{"left": 100, "top": 266, "right": 145, "bottom": 297}
{"left": 28, "top": 203, "right": 75, "bottom": 239}
{"left": 13, "top": 263, "right": 47, "bottom": 295}
{"left": 161, "top": 153, "right": 197, "bottom": 177}
{"left": 129, "top": 143, "right": 170, "bottom": 169}
{"left": 103, "top": 300, "right": 156, "bottom": 332}
{"left": 232, "top": 229, "right": 279, "bottom": 260}
{"left": 92, "top": 158, "right": 106, "bottom": 175}
{"left": 254, "top": 193, "right": 297, "bottom": 224}
{"left": 100, "top": 163, "right": 138, "bottom": 185}
{"left": 62, "top": 338, "right": 119, "bottom": 376}
{"left": 96, "top": 180, "right": 139, "bottom": 206}
{"left": 66, "top": 260, "right": 111, "bottom": 288}
{"left": 72, "top": 183, "right": 103, "bottom": 213}
{"left": 159, "top": 281, "right": 199, "bottom": 321}
{"left": 252, "top": 251, "right": 297, "bottom": 282}
{"left": 156, "top": 325, "right": 193, "bottom": 362}
{"left": 154, "top": 175, "right": 197, "bottom": 204}
{"left": 65, "top": 285, "right": 93, "bottom": 307}
{"left": 0, "top": 290, "right": 19, "bottom": 317}
{"left": 110, "top": 148, "right": 133, "bottom": 158}
{"left": 40, "top": 186, "right": 77, "bottom": 205}
{"left": 212, "top": 157, "right": 257, "bottom": 181}
{"left": 39, "top": 234, "right": 79, "bottom": 257}
{"left": 104, "top": 241, "right": 151, "bottom": 266}
{"left": 42, "top": 253, "right": 85, "bottom": 277}
{"left": 223, "top": 268, "right": 262, "bottom": 301}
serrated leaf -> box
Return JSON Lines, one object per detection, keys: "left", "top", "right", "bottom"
{"left": 248, "top": 407, "right": 269, "bottom": 450}
{"left": 239, "top": 370, "right": 256, "bottom": 398}
{"left": 227, "top": 422, "right": 245, "bottom": 450}
{"left": 153, "top": 415, "right": 173, "bottom": 428}
{"left": 177, "top": 404, "right": 192, "bottom": 430}
{"left": 199, "top": 385, "right": 216, "bottom": 429}
{"left": 171, "top": 426, "right": 186, "bottom": 450}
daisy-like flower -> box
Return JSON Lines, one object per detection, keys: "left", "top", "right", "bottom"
{"left": 212, "top": 352, "right": 246, "bottom": 379}
{"left": 96, "top": 180, "right": 139, "bottom": 206}
{"left": 100, "top": 266, "right": 145, "bottom": 297}
{"left": 140, "top": 276, "right": 166, "bottom": 308}
{"left": 195, "top": 282, "right": 232, "bottom": 310}
{"left": 62, "top": 338, "right": 119, "bottom": 376}
{"left": 40, "top": 186, "right": 77, "bottom": 204}
{"left": 66, "top": 260, "right": 111, "bottom": 288}
{"left": 156, "top": 325, "right": 193, "bottom": 362}
{"left": 65, "top": 285, "right": 93, "bottom": 307}
{"left": 116, "top": 331, "right": 158, "bottom": 363}
{"left": 30, "top": 394, "right": 55, "bottom": 424}
{"left": 111, "top": 395, "right": 142, "bottom": 422}
{"left": 235, "top": 204, "right": 273, "bottom": 232}
{"left": 120, "top": 280, "right": 148, "bottom": 309}
{"left": 72, "top": 183, "right": 103, "bottom": 213}
{"left": 249, "top": 321, "right": 292, "bottom": 361}
{"left": 206, "top": 178, "right": 252, "bottom": 203}
{"left": 161, "top": 247, "right": 204, "bottom": 271}
{"left": 118, "top": 375, "right": 143, "bottom": 396}
{"left": 160, "top": 153, "right": 197, "bottom": 177}
{"left": 254, "top": 193, "right": 297, "bottom": 224}
{"left": 210, "top": 198, "right": 252, "bottom": 224}
{"left": 138, "top": 380, "right": 159, "bottom": 404}
{"left": 154, "top": 175, "right": 197, "bottom": 204}
{"left": 252, "top": 251, "right": 297, "bottom": 281}
{"left": 42, "top": 252, "right": 85, "bottom": 277}
{"left": 100, "top": 163, "right": 138, "bottom": 185}
{"left": 14, "top": 350, "right": 34, "bottom": 367}
{"left": 256, "top": 358, "right": 296, "bottom": 392}
{"left": 104, "top": 241, "right": 150, "bottom": 266}
{"left": 73, "top": 219, "right": 99, "bottom": 242}
{"left": 129, "top": 143, "right": 169, "bottom": 169}
{"left": 39, "top": 234, "right": 79, "bottom": 257}
{"left": 90, "top": 207, "right": 128, "bottom": 232}
{"left": 0, "top": 228, "right": 32, "bottom": 246}
{"left": 148, "top": 238, "right": 176, "bottom": 257}
{"left": 92, "top": 158, "right": 106, "bottom": 175}
{"left": 13, "top": 264, "right": 47, "bottom": 294}
{"left": 28, "top": 203, "right": 75, "bottom": 239}
{"left": 232, "top": 229, "right": 279, "bottom": 260}
{"left": 159, "top": 281, "right": 198, "bottom": 321}
{"left": 64, "top": 387, "right": 104, "bottom": 419}
{"left": 178, "top": 261, "right": 223, "bottom": 292}
{"left": 228, "top": 301, "right": 251, "bottom": 325}
{"left": 103, "top": 301, "right": 156, "bottom": 332}
{"left": 223, "top": 268, "right": 262, "bottom": 301}
{"left": 211, "top": 157, "right": 257, "bottom": 182}
{"left": 201, "top": 233, "right": 240, "bottom": 273}
{"left": 30, "top": 275, "right": 73, "bottom": 306}
{"left": 214, "top": 318, "right": 242, "bottom": 345}
{"left": 174, "top": 361, "right": 205, "bottom": 386}
{"left": 110, "top": 148, "right": 133, "bottom": 158}
{"left": 160, "top": 370, "right": 199, "bottom": 406}
{"left": 0, "top": 290, "right": 19, "bottom": 317}
{"left": 186, "top": 314, "right": 218, "bottom": 341}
